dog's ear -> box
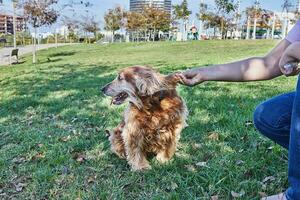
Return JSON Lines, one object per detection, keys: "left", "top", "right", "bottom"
{"left": 135, "top": 68, "right": 165, "bottom": 95}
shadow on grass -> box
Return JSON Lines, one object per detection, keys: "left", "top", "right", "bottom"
{"left": 41, "top": 58, "right": 63, "bottom": 64}
{"left": 49, "top": 51, "right": 76, "bottom": 57}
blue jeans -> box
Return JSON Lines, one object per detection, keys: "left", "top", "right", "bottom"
{"left": 253, "top": 77, "right": 300, "bottom": 200}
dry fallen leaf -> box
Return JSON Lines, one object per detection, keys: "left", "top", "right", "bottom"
{"left": 31, "top": 152, "right": 45, "bottom": 161}
{"left": 73, "top": 153, "right": 86, "bottom": 163}
{"left": 267, "top": 146, "right": 274, "bottom": 150}
{"left": 259, "top": 192, "right": 267, "bottom": 198}
{"left": 15, "top": 183, "right": 27, "bottom": 192}
{"left": 185, "top": 165, "right": 197, "bottom": 172}
{"left": 95, "top": 127, "right": 101, "bottom": 132}
{"left": 231, "top": 190, "right": 245, "bottom": 198}
{"left": 12, "top": 157, "right": 26, "bottom": 164}
{"left": 262, "top": 176, "right": 275, "bottom": 183}
{"left": 87, "top": 175, "right": 97, "bottom": 184}
{"left": 60, "top": 135, "right": 72, "bottom": 142}
{"left": 195, "top": 162, "right": 207, "bottom": 167}
{"left": 37, "top": 143, "right": 44, "bottom": 148}
{"left": 192, "top": 143, "right": 202, "bottom": 149}
{"left": 208, "top": 132, "right": 219, "bottom": 141}
{"left": 170, "top": 182, "right": 178, "bottom": 190}
{"left": 211, "top": 195, "right": 219, "bottom": 200}
{"left": 236, "top": 160, "right": 244, "bottom": 165}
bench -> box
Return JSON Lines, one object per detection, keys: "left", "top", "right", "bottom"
{"left": 3, "top": 49, "right": 19, "bottom": 65}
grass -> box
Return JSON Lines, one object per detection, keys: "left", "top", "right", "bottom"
{"left": 0, "top": 40, "right": 297, "bottom": 200}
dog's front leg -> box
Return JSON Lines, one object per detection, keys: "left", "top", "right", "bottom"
{"left": 122, "top": 127, "right": 151, "bottom": 171}
{"left": 108, "top": 121, "right": 126, "bottom": 159}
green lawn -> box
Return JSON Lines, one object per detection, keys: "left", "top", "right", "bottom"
{"left": 0, "top": 40, "right": 297, "bottom": 200}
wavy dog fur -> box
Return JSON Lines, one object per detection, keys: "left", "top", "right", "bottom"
{"left": 102, "top": 66, "right": 188, "bottom": 171}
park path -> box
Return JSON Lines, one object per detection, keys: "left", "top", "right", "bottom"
{"left": 0, "top": 43, "right": 73, "bottom": 66}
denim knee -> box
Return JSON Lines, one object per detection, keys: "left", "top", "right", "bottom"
{"left": 253, "top": 102, "right": 291, "bottom": 149}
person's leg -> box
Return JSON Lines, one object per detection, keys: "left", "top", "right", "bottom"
{"left": 254, "top": 92, "right": 295, "bottom": 200}
{"left": 253, "top": 92, "right": 295, "bottom": 149}
{"left": 286, "top": 77, "right": 300, "bottom": 200}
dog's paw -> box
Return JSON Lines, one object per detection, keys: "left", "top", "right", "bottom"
{"left": 156, "top": 154, "right": 171, "bottom": 164}
{"left": 131, "top": 164, "right": 152, "bottom": 171}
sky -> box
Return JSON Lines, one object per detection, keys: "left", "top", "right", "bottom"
{"left": 0, "top": 0, "right": 299, "bottom": 31}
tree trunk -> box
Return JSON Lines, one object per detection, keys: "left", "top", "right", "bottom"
{"left": 112, "top": 31, "right": 115, "bottom": 43}
{"left": 32, "top": 27, "right": 37, "bottom": 64}
{"left": 266, "top": 19, "right": 271, "bottom": 39}
{"left": 85, "top": 32, "right": 87, "bottom": 43}
{"left": 183, "top": 19, "right": 188, "bottom": 41}
{"left": 246, "top": 16, "right": 251, "bottom": 40}
{"left": 55, "top": 32, "right": 58, "bottom": 48}
{"left": 199, "top": 20, "right": 204, "bottom": 40}
{"left": 252, "top": 16, "right": 257, "bottom": 40}
{"left": 271, "top": 13, "right": 276, "bottom": 39}
{"left": 221, "top": 18, "right": 224, "bottom": 39}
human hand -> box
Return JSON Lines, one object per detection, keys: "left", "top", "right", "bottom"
{"left": 279, "top": 44, "right": 300, "bottom": 76}
{"left": 176, "top": 68, "right": 205, "bottom": 87}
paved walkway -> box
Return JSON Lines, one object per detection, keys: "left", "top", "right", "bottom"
{"left": 0, "top": 43, "right": 73, "bottom": 66}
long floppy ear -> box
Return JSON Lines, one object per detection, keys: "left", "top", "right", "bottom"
{"left": 135, "top": 68, "right": 166, "bottom": 96}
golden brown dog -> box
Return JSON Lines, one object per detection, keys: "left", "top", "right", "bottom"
{"left": 102, "top": 66, "right": 188, "bottom": 171}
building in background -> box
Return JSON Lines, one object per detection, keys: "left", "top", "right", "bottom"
{"left": 0, "top": 14, "right": 26, "bottom": 35}
{"left": 129, "top": 0, "right": 172, "bottom": 14}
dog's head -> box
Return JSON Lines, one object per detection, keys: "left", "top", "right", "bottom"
{"left": 101, "top": 66, "right": 180, "bottom": 109}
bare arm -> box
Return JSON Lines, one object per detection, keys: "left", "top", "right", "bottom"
{"left": 180, "top": 39, "right": 292, "bottom": 86}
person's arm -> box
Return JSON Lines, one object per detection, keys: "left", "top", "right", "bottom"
{"left": 287, "top": 42, "right": 300, "bottom": 60}
{"left": 180, "top": 39, "right": 291, "bottom": 86}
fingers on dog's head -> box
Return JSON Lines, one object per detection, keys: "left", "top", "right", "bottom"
{"left": 165, "top": 72, "right": 185, "bottom": 86}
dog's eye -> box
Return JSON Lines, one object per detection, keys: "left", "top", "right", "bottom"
{"left": 118, "top": 75, "right": 123, "bottom": 81}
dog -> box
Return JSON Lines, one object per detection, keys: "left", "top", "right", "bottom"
{"left": 102, "top": 66, "right": 188, "bottom": 171}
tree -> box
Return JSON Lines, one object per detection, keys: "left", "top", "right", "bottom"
{"left": 124, "top": 7, "right": 171, "bottom": 42}
{"left": 81, "top": 16, "right": 100, "bottom": 43}
{"left": 173, "top": 0, "right": 192, "bottom": 41}
{"left": 62, "top": 16, "right": 80, "bottom": 43}
{"left": 201, "top": 12, "right": 224, "bottom": 37}
{"left": 125, "top": 11, "right": 146, "bottom": 41}
{"left": 245, "top": 4, "right": 262, "bottom": 39}
{"left": 22, "top": 0, "right": 59, "bottom": 63}
{"left": 197, "top": 2, "right": 209, "bottom": 36}
{"left": 142, "top": 6, "right": 171, "bottom": 41}
{"left": 104, "top": 6, "right": 124, "bottom": 43}
{"left": 214, "top": 0, "right": 237, "bottom": 39}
